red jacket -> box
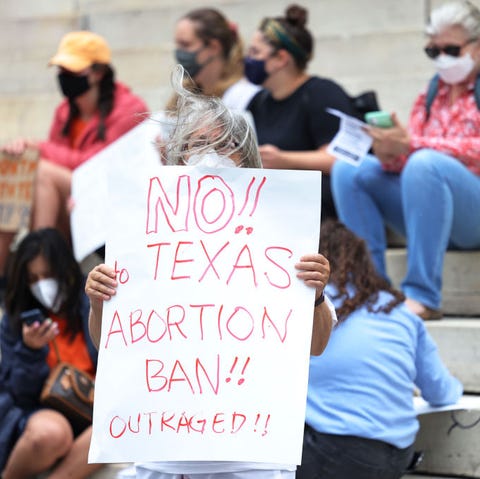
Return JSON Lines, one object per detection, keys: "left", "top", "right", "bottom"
{"left": 39, "top": 82, "right": 148, "bottom": 170}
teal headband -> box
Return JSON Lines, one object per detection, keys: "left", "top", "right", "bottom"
{"left": 262, "top": 19, "right": 308, "bottom": 62}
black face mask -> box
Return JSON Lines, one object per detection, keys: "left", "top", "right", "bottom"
{"left": 57, "top": 72, "right": 91, "bottom": 99}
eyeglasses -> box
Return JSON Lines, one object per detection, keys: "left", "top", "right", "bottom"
{"left": 424, "top": 39, "right": 476, "bottom": 59}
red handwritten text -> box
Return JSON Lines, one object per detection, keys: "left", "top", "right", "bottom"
{"left": 108, "top": 410, "right": 271, "bottom": 439}
{"left": 104, "top": 304, "right": 292, "bottom": 348}
{"left": 146, "top": 174, "right": 266, "bottom": 235}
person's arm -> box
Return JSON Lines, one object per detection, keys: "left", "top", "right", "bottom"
{"left": 414, "top": 322, "right": 463, "bottom": 406}
{"left": 310, "top": 294, "right": 335, "bottom": 355}
{"left": 85, "top": 264, "right": 118, "bottom": 350}
{"left": 295, "top": 253, "right": 333, "bottom": 356}
{"left": 259, "top": 144, "right": 336, "bottom": 172}
{"left": 0, "top": 314, "right": 51, "bottom": 407}
{"left": 39, "top": 112, "right": 146, "bottom": 170}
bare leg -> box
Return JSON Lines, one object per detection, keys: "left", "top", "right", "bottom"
{"left": 0, "top": 231, "right": 14, "bottom": 276}
{"left": 2, "top": 410, "right": 73, "bottom": 479}
{"left": 47, "top": 426, "right": 104, "bottom": 479}
{"left": 31, "top": 159, "right": 72, "bottom": 233}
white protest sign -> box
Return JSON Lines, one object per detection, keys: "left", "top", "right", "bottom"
{"left": 71, "top": 112, "right": 172, "bottom": 262}
{"left": 89, "top": 165, "right": 322, "bottom": 466}
{"left": 326, "top": 108, "right": 372, "bottom": 165}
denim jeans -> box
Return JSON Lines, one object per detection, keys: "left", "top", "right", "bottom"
{"left": 331, "top": 149, "right": 480, "bottom": 309}
{"left": 296, "top": 426, "right": 414, "bottom": 479}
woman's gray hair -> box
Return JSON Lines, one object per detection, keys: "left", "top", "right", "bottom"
{"left": 426, "top": 1, "right": 480, "bottom": 38}
{"left": 160, "top": 65, "right": 262, "bottom": 169}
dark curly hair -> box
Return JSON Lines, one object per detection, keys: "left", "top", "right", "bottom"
{"left": 61, "top": 63, "right": 116, "bottom": 141}
{"left": 320, "top": 220, "right": 405, "bottom": 322}
{"left": 4, "top": 228, "right": 85, "bottom": 339}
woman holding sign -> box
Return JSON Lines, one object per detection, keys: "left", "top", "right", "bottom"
{"left": 86, "top": 69, "right": 335, "bottom": 479}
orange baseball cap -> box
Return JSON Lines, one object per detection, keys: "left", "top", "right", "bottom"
{"left": 49, "top": 31, "right": 111, "bottom": 72}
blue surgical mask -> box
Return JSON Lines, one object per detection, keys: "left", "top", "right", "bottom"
{"left": 244, "top": 57, "right": 269, "bottom": 85}
{"left": 175, "top": 48, "right": 204, "bottom": 78}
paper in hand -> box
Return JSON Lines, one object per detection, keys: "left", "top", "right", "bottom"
{"left": 326, "top": 108, "right": 373, "bottom": 166}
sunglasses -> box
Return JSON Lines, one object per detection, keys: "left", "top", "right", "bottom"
{"left": 424, "top": 39, "right": 476, "bottom": 59}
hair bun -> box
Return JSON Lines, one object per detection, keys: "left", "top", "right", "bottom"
{"left": 285, "top": 4, "right": 308, "bottom": 28}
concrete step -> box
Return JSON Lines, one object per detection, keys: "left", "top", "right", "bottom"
{"left": 386, "top": 249, "right": 480, "bottom": 316}
{"left": 424, "top": 319, "right": 480, "bottom": 394}
{"left": 412, "top": 398, "right": 480, "bottom": 478}
{"left": 404, "top": 475, "right": 467, "bottom": 478}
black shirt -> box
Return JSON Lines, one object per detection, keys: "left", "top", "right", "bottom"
{"left": 247, "top": 76, "right": 355, "bottom": 220}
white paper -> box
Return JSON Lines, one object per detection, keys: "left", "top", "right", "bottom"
{"left": 326, "top": 108, "right": 373, "bottom": 166}
{"left": 414, "top": 395, "right": 480, "bottom": 415}
{"left": 89, "top": 165, "right": 322, "bottom": 466}
{"left": 70, "top": 111, "right": 173, "bottom": 262}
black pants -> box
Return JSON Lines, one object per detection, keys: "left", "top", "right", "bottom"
{"left": 296, "top": 426, "right": 415, "bottom": 479}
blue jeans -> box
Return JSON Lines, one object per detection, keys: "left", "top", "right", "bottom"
{"left": 296, "top": 426, "right": 414, "bottom": 479}
{"left": 331, "top": 149, "right": 480, "bottom": 309}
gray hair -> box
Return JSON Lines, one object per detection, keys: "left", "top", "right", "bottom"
{"left": 426, "top": 1, "right": 480, "bottom": 38}
{"left": 160, "top": 65, "right": 262, "bottom": 169}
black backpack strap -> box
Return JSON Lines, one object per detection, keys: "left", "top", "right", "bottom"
{"left": 425, "top": 74, "right": 440, "bottom": 121}
{"left": 426, "top": 73, "right": 480, "bottom": 119}
{"left": 475, "top": 75, "right": 480, "bottom": 110}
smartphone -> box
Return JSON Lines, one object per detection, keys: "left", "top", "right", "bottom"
{"left": 20, "top": 308, "right": 46, "bottom": 326}
{"left": 364, "top": 111, "right": 393, "bottom": 128}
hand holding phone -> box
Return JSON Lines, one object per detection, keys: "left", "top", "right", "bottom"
{"left": 20, "top": 308, "right": 46, "bottom": 326}
{"left": 365, "top": 111, "right": 394, "bottom": 128}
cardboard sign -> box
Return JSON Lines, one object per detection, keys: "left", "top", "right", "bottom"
{"left": 0, "top": 148, "right": 38, "bottom": 232}
{"left": 89, "top": 164, "right": 322, "bottom": 466}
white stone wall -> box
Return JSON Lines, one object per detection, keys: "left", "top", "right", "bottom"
{"left": 0, "top": 0, "right": 455, "bottom": 143}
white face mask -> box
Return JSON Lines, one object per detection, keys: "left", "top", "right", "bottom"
{"left": 187, "top": 150, "right": 237, "bottom": 168}
{"left": 30, "top": 278, "right": 62, "bottom": 313}
{"left": 433, "top": 53, "right": 475, "bottom": 84}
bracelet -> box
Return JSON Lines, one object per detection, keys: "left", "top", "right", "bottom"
{"left": 314, "top": 293, "right": 325, "bottom": 307}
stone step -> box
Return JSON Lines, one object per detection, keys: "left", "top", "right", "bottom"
{"left": 404, "top": 476, "right": 465, "bottom": 478}
{"left": 404, "top": 476, "right": 467, "bottom": 478}
{"left": 386, "top": 249, "right": 480, "bottom": 316}
{"left": 412, "top": 397, "right": 480, "bottom": 478}
{"left": 424, "top": 319, "right": 480, "bottom": 394}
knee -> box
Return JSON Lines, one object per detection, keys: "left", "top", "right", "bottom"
{"left": 332, "top": 155, "right": 385, "bottom": 192}
{"left": 22, "top": 412, "right": 74, "bottom": 456}
{"left": 35, "top": 159, "right": 55, "bottom": 186}
{"left": 331, "top": 158, "right": 359, "bottom": 194}
{"left": 403, "top": 148, "right": 442, "bottom": 178}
